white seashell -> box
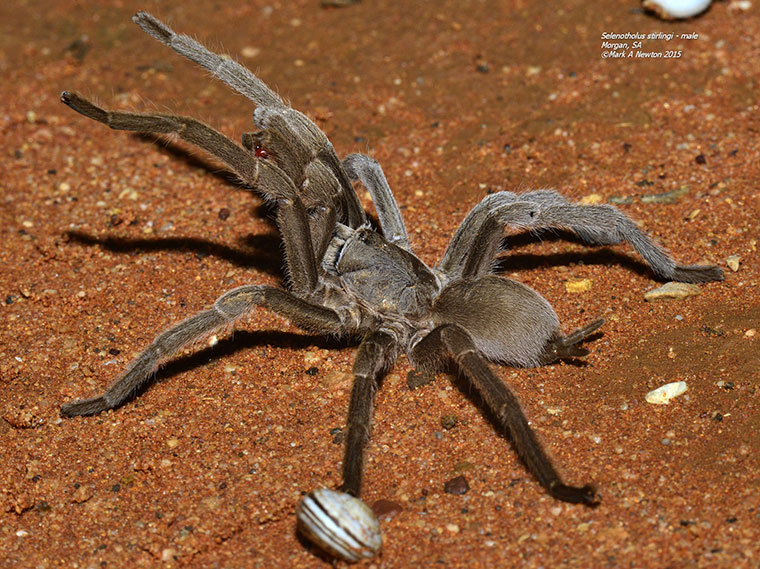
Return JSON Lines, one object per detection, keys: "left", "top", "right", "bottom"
{"left": 645, "top": 381, "right": 688, "bottom": 404}
{"left": 642, "top": 0, "right": 712, "bottom": 19}
{"left": 296, "top": 488, "right": 382, "bottom": 562}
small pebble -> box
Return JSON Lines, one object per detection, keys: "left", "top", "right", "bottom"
{"left": 641, "top": 187, "right": 688, "bottom": 204}
{"left": 579, "top": 193, "right": 603, "bottom": 205}
{"left": 322, "top": 370, "right": 351, "bottom": 389}
{"left": 565, "top": 278, "right": 593, "bottom": 293}
{"left": 440, "top": 414, "right": 458, "bottom": 430}
{"left": 443, "top": 475, "right": 470, "bottom": 495}
{"left": 644, "top": 282, "right": 701, "bottom": 301}
{"left": 453, "top": 461, "right": 475, "bottom": 474}
{"left": 726, "top": 255, "right": 740, "bottom": 272}
{"left": 646, "top": 381, "right": 688, "bottom": 404}
{"left": 407, "top": 369, "right": 434, "bottom": 389}
{"left": 240, "top": 46, "right": 261, "bottom": 59}
{"left": 371, "top": 499, "right": 402, "bottom": 521}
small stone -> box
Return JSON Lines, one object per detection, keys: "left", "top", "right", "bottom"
{"left": 166, "top": 438, "right": 180, "bottom": 448}
{"left": 443, "top": 475, "right": 470, "bottom": 495}
{"left": 407, "top": 369, "right": 435, "bottom": 390}
{"left": 645, "top": 381, "right": 688, "bottom": 404}
{"left": 565, "top": 278, "right": 593, "bottom": 293}
{"left": 745, "top": 329, "right": 756, "bottom": 338}
{"left": 726, "top": 255, "right": 740, "bottom": 272}
{"left": 161, "top": 548, "right": 177, "bottom": 562}
{"left": 322, "top": 370, "right": 351, "bottom": 389}
{"left": 695, "top": 154, "right": 706, "bottom": 165}
{"left": 729, "top": 0, "right": 752, "bottom": 10}
{"left": 644, "top": 282, "right": 701, "bottom": 301}
{"left": 453, "top": 461, "right": 475, "bottom": 474}
{"left": 241, "top": 46, "right": 261, "bottom": 58}
{"left": 579, "top": 193, "right": 603, "bottom": 205}
{"left": 440, "top": 414, "right": 458, "bottom": 430}
{"left": 641, "top": 187, "right": 688, "bottom": 204}
{"left": 218, "top": 208, "right": 231, "bottom": 220}
{"left": 303, "top": 349, "right": 322, "bottom": 365}
{"left": 445, "top": 523, "right": 460, "bottom": 533}
{"left": 71, "top": 485, "right": 94, "bottom": 504}
{"left": 371, "top": 499, "right": 402, "bottom": 521}
{"left": 329, "top": 427, "right": 344, "bottom": 445}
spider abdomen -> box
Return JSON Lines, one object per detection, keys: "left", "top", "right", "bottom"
{"left": 432, "top": 276, "right": 560, "bottom": 367}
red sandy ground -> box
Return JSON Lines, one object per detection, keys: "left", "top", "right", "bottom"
{"left": 1, "top": 1, "right": 758, "bottom": 567}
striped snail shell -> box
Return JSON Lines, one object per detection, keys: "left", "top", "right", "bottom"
{"left": 296, "top": 488, "right": 382, "bottom": 562}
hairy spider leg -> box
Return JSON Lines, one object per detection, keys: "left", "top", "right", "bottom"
{"left": 342, "top": 331, "right": 397, "bottom": 496}
{"left": 343, "top": 153, "right": 411, "bottom": 250}
{"left": 61, "top": 286, "right": 343, "bottom": 417}
{"left": 413, "top": 324, "right": 599, "bottom": 506}
{"left": 439, "top": 190, "right": 724, "bottom": 283}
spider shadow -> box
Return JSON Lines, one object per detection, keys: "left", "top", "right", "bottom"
{"left": 66, "top": 230, "right": 285, "bottom": 280}
{"left": 495, "top": 230, "right": 661, "bottom": 280}
{"left": 136, "top": 132, "right": 247, "bottom": 189}
{"left": 110, "top": 330, "right": 352, "bottom": 413}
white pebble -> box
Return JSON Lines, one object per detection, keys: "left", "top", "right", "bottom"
{"left": 646, "top": 381, "right": 688, "bottom": 404}
{"left": 644, "top": 282, "right": 701, "bottom": 301}
{"left": 642, "top": 0, "right": 711, "bottom": 19}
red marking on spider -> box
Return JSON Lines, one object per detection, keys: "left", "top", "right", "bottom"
{"left": 255, "top": 145, "right": 269, "bottom": 158}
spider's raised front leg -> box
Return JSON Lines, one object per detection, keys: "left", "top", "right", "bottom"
{"left": 342, "top": 330, "right": 397, "bottom": 497}
{"left": 343, "top": 154, "right": 411, "bottom": 251}
{"left": 133, "top": 11, "right": 287, "bottom": 111}
{"left": 61, "top": 286, "right": 345, "bottom": 417}
{"left": 412, "top": 322, "right": 598, "bottom": 506}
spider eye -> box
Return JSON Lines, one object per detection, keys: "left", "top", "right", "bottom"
{"left": 254, "top": 144, "right": 269, "bottom": 159}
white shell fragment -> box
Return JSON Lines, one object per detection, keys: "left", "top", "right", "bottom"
{"left": 726, "top": 255, "right": 741, "bottom": 272}
{"left": 642, "top": 0, "right": 712, "bottom": 19}
{"left": 646, "top": 381, "right": 688, "bottom": 404}
{"left": 644, "top": 281, "right": 701, "bottom": 301}
{"left": 296, "top": 488, "right": 382, "bottom": 562}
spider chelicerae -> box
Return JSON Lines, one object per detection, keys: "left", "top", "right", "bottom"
{"left": 61, "top": 10, "right": 723, "bottom": 540}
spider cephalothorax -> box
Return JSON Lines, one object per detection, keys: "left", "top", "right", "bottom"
{"left": 60, "top": 12, "right": 723, "bottom": 561}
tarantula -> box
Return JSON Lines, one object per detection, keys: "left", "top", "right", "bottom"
{"left": 61, "top": 10, "right": 723, "bottom": 547}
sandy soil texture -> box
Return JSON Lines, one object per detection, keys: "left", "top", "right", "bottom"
{"left": 1, "top": 1, "right": 758, "bottom": 567}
